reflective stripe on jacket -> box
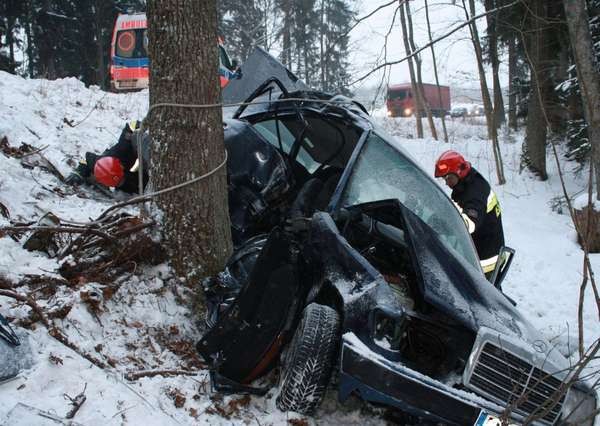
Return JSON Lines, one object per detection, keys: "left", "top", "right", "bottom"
{"left": 451, "top": 167, "right": 505, "bottom": 262}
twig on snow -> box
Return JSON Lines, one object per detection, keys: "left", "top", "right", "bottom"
{"left": 64, "top": 383, "right": 87, "bottom": 419}
{"left": 0, "top": 225, "right": 118, "bottom": 244}
{"left": 125, "top": 369, "right": 199, "bottom": 381}
{"left": 0, "top": 288, "right": 107, "bottom": 369}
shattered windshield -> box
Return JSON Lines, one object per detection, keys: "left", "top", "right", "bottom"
{"left": 339, "top": 132, "right": 480, "bottom": 269}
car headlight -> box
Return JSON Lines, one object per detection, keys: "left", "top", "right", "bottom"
{"left": 561, "top": 386, "right": 597, "bottom": 426}
{"left": 403, "top": 108, "right": 412, "bottom": 116}
{"left": 369, "top": 306, "right": 407, "bottom": 353}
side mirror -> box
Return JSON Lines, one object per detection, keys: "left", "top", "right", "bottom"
{"left": 490, "top": 246, "right": 515, "bottom": 291}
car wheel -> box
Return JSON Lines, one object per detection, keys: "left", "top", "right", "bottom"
{"left": 276, "top": 303, "right": 340, "bottom": 415}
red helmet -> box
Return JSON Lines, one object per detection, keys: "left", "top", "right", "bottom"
{"left": 94, "top": 156, "right": 124, "bottom": 187}
{"left": 434, "top": 150, "right": 471, "bottom": 179}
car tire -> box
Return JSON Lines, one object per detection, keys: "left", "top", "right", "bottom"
{"left": 276, "top": 303, "right": 340, "bottom": 415}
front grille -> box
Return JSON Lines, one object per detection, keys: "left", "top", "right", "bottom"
{"left": 465, "top": 342, "right": 565, "bottom": 424}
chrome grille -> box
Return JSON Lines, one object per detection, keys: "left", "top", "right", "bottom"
{"left": 466, "top": 342, "right": 565, "bottom": 424}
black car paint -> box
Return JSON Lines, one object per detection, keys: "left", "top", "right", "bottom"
{"left": 223, "top": 119, "right": 292, "bottom": 245}
{"left": 197, "top": 51, "right": 596, "bottom": 423}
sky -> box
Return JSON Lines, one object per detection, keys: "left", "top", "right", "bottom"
{"left": 348, "top": 0, "right": 508, "bottom": 96}
{"left": 0, "top": 71, "right": 598, "bottom": 425}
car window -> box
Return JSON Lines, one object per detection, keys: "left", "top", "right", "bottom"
{"left": 253, "top": 119, "right": 320, "bottom": 173}
{"left": 339, "top": 132, "right": 480, "bottom": 269}
{"left": 116, "top": 29, "right": 146, "bottom": 58}
{"left": 252, "top": 115, "right": 355, "bottom": 175}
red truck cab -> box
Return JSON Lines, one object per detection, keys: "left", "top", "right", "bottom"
{"left": 386, "top": 83, "right": 450, "bottom": 118}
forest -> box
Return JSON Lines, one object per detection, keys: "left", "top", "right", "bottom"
{"left": 1, "top": 1, "right": 600, "bottom": 425}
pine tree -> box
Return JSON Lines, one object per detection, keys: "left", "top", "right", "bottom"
{"left": 0, "top": 0, "right": 26, "bottom": 73}
{"left": 319, "top": 0, "right": 354, "bottom": 95}
{"left": 560, "top": 0, "right": 600, "bottom": 168}
{"left": 218, "top": 0, "right": 265, "bottom": 63}
{"left": 13, "top": 0, "right": 143, "bottom": 87}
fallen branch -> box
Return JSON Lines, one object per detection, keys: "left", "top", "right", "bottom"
{"left": 0, "top": 288, "right": 50, "bottom": 328}
{"left": 125, "top": 369, "right": 199, "bottom": 381}
{"left": 18, "top": 144, "right": 49, "bottom": 159}
{"left": 64, "top": 383, "right": 87, "bottom": 419}
{"left": 0, "top": 288, "right": 107, "bottom": 369}
{"left": 1, "top": 225, "right": 117, "bottom": 244}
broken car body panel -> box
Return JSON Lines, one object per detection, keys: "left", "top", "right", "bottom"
{"left": 222, "top": 47, "right": 308, "bottom": 106}
{"left": 197, "top": 52, "right": 597, "bottom": 425}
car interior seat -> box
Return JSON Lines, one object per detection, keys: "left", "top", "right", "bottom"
{"left": 289, "top": 167, "right": 343, "bottom": 219}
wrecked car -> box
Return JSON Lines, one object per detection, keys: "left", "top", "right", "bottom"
{"left": 196, "top": 49, "right": 598, "bottom": 425}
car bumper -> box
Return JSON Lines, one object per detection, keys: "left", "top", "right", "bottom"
{"left": 338, "top": 333, "right": 516, "bottom": 426}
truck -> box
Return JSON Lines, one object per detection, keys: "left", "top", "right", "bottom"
{"left": 386, "top": 83, "right": 450, "bottom": 118}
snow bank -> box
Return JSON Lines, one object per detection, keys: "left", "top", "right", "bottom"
{"left": 0, "top": 72, "right": 598, "bottom": 424}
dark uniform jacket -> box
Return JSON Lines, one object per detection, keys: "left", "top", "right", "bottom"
{"left": 451, "top": 167, "right": 505, "bottom": 270}
{"left": 78, "top": 126, "right": 150, "bottom": 194}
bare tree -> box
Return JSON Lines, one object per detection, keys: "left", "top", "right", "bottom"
{"left": 461, "top": 0, "right": 494, "bottom": 139}
{"left": 484, "top": 0, "right": 506, "bottom": 127}
{"left": 462, "top": 0, "right": 505, "bottom": 184}
{"left": 424, "top": 0, "right": 449, "bottom": 143}
{"left": 147, "top": 1, "right": 233, "bottom": 289}
{"left": 399, "top": 0, "right": 423, "bottom": 138}
{"left": 507, "top": 35, "right": 518, "bottom": 129}
{"left": 405, "top": 1, "right": 438, "bottom": 141}
{"left": 521, "top": 0, "right": 549, "bottom": 180}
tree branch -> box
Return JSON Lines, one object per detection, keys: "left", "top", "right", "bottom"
{"left": 124, "top": 369, "right": 199, "bottom": 381}
{"left": 350, "top": 0, "right": 521, "bottom": 86}
{"left": 0, "top": 288, "right": 107, "bottom": 369}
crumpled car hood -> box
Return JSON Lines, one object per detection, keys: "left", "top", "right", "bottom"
{"left": 399, "top": 204, "right": 568, "bottom": 368}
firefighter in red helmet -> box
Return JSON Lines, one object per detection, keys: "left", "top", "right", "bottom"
{"left": 66, "top": 120, "right": 150, "bottom": 194}
{"left": 435, "top": 150, "right": 505, "bottom": 279}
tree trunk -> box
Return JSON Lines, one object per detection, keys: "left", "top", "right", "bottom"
{"left": 525, "top": 79, "right": 548, "bottom": 179}
{"left": 425, "top": 0, "right": 448, "bottom": 142}
{"left": 281, "top": 1, "right": 292, "bottom": 67}
{"left": 320, "top": 0, "right": 325, "bottom": 90}
{"left": 6, "top": 15, "right": 16, "bottom": 73}
{"left": 94, "top": 0, "right": 106, "bottom": 89}
{"left": 463, "top": 0, "right": 505, "bottom": 184}
{"left": 462, "top": 0, "right": 494, "bottom": 139}
{"left": 508, "top": 36, "right": 518, "bottom": 130}
{"left": 23, "top": 0, "right": 34, "bottom": 78}
{"left": 563, "top": 0, "right": 600, "bottom": 199}
{"left": 485, "top": 0, "right": 506, "bottom": 127}
{"left": 523, "top": 0, "right": 548, "bottom": 180}
{"left": 147, "top": 0, "right": 233, "bottom": 287}
{"left": 406, "top": 1, "right": 437, "bottom": 141}
{"left": 399, "top": 1, "right": 423, "bottom": 139}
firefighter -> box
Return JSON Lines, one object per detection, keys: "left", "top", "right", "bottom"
{"left": 434, "top": 150, "right": 505, "bottom": 279}
{"left": 65, "top": 120, "right": 149, "bottom": 194}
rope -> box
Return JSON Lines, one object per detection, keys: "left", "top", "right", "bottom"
{"left": 133, "top": 96, "right": 363, "bottom": 196}
{"left": 97, "top": 95, "right": 362, "bottom": 216}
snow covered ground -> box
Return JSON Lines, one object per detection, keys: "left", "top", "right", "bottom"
{"left": 0, "top": 72, "right": 598, "bottom": 425}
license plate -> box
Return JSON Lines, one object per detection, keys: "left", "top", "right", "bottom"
{"left": 119, "top": 80, "right": 138, "bottom": 88}
{"left": 474, "top": 411, "right": 518, "bottom": 426}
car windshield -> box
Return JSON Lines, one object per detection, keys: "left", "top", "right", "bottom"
{"left": 388, "top": 89, "right": 407, "bottom": 101}
{"left": 339, "top": 132, "right": 481, "bottom": 269}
